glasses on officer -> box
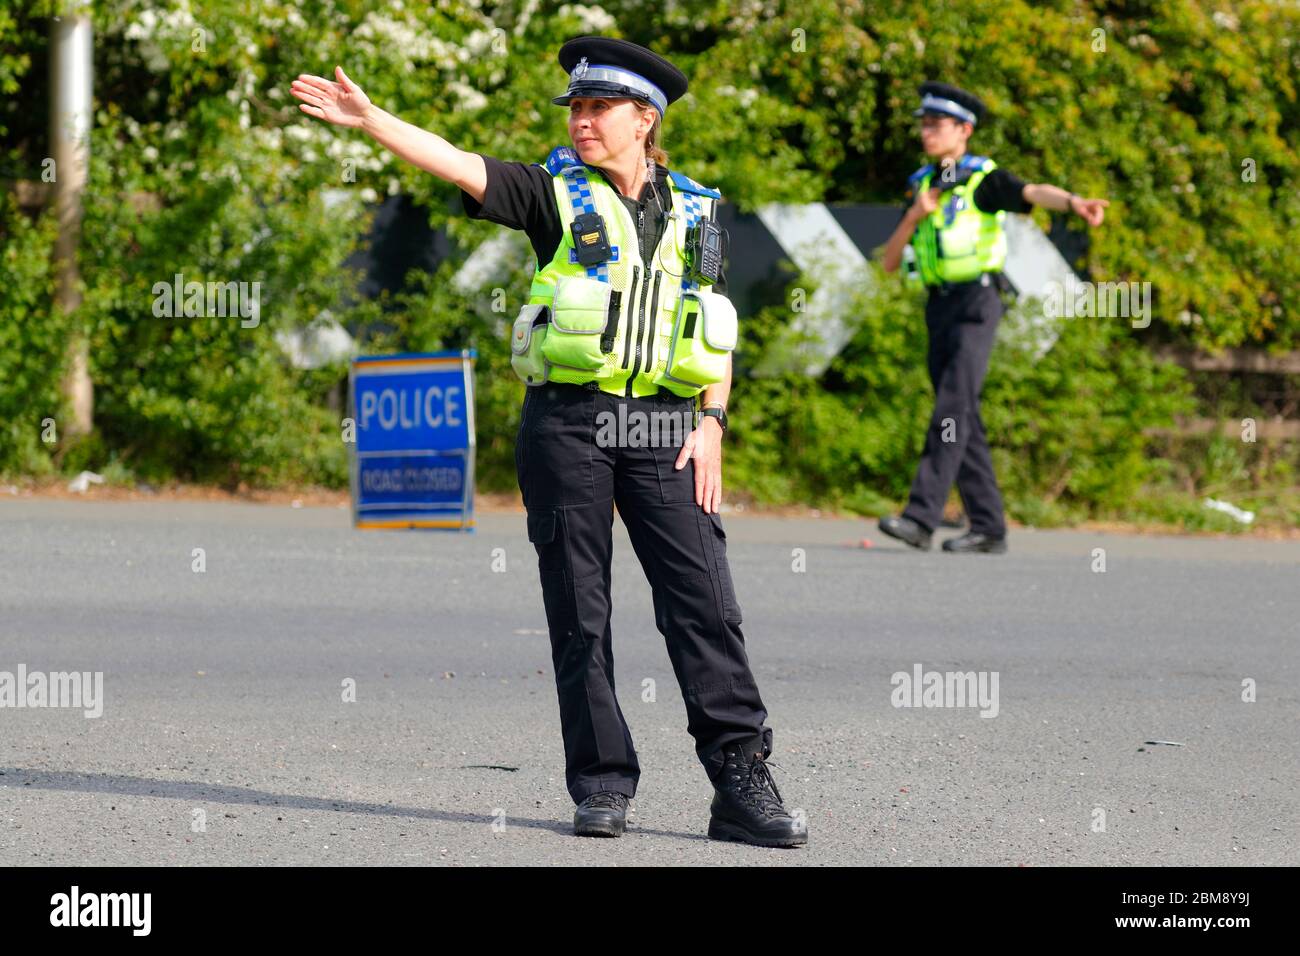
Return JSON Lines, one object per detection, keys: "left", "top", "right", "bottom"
{"left": 917, "top": 114, "right": 962, "bottom": 131}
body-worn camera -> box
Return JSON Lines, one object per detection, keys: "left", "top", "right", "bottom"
{"left": 685, "top": 217, "right": 725, "bottom": 285}
{"left": 570, "top": 212, "right": 613, "bottom": 265}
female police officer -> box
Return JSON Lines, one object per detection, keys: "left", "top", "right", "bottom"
{"left": 291, "top": 36, "right": 805, "bottom": 847}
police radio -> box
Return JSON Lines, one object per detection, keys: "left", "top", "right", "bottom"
{"left": 570, "top": 211, "right": 613, "bottom": 265}
{"left": 685, "top": 211, "right": 725, "bottom": 286}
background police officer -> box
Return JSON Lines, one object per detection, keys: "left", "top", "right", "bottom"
{"left": 877, "top": 81, "right": 1109, "bottom": 553}
{"left": 291, "top": 38, "right": 806, "bottom": 847}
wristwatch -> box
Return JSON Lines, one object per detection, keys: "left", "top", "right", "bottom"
{"left": 699, "top": 405, "right": 728, "bottom": 432}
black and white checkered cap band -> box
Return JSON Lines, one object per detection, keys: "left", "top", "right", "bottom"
{"left": 913, "top": 93, "right": 977, "bottom": 125}
{"left": 567, "top": 64, "right": 667, "bottom": 115}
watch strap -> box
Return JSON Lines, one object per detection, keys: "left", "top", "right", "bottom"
{"left": 699, "top": 406, "right": 727, "bottom": 430}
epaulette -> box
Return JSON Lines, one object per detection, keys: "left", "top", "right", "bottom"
{"left": 537, "top": 145, "right": 584, "bottom": 176}
{"left": 907, "top": 163, "right": 935, "bottom": 189}
{"left": 667, "top": 169, "right": 721, "bottom": 200}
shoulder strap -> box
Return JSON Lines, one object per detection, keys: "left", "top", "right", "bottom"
{"left": 959, "top": 155, "right": 997, "bottom": 194}
{"left": 907, "top": 163, "right": 935, "bottom": 192}
{"left": 537, "top": 145, "right": 584, "bottom": 176}
{"left": 667, "top": 169, "right": 721, "bottom": 200}
{"left": 535, "top": 146, "right": 600, "bottom": 218}
{"left": 665, "top": 171, "right": 720, "bottom": 294}
{"left": 544, "top": 155, "right": 611, "bottom": 282}
{"left": 960, "top": 154, "right": 995, "bottom": 173}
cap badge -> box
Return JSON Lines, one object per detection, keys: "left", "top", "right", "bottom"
{"left": 572, "top": 57, "right": 589, "bottom": 81}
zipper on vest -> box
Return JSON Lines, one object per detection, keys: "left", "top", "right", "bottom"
{"left": 622, "top": 264, "right": 641, "bottom": 369}
{"left": 644, "top": 269, "right": 662, "bottom": 373}
{"left": 625, "top": 260, "right": 652, "bottom": 397}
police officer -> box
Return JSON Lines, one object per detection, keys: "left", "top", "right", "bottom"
{"left": 877, "top": 82, "right": 1109, "bottom": 553}
{"left": 291, "top": 38, "right": 805, "bottom": 847}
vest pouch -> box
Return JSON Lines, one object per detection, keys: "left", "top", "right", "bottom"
{"left": 935, "top": 207, "right": 979, "bottom": 260}
{"left": 662, "top": 288, "right": 737, "bottom": 390}
{"left": 541, "top": 274, "right": 614, "bottom": 372}
{"left": 510, "top": 304, "right": 552, "bottom": 386}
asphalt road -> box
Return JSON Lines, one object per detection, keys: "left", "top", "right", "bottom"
{"left": 1, "top": 498, "right": 1296, "bottom": 866}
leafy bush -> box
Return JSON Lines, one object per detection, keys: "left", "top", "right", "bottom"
{"left": 0, "top": 0, "right": 1294, "bottom": 526}
{"left": 0, "top": 194, "right": 64, "bottom": 475}
{"left": 721, "top": 265, "right": 1196, "bottom": 521}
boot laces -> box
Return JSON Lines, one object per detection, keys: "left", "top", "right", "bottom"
{"left": 735, "top": 752, "right": 787, "bottom": 816}
{"left": 584, "top": 791, "right": 627, "bottom": 810}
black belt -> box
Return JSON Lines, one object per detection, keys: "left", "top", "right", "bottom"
{"left": 565, "top": 380, "right": 684, "bottom": 402}
{"left": 928, "top": 272, "right": 998, "bottom": 295}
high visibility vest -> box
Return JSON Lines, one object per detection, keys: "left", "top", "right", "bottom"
{"left": 909, "top": 155, "right": 1007, "bottom": 285}
{"left": 508, "top": 146, "right": 738, "bottom": 398}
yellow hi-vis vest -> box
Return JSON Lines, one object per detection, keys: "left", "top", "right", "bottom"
{"left": 509, "top": 146, "right": 738, "bottom": 398}
{"left": 909, "top": 155, "right": 1007, "bottom": 285}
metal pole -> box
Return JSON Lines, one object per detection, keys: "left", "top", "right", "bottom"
{"left": 50, "top": 0, "right": 94, "bottom": 436}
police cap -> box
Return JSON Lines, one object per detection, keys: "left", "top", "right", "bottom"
{"left": 552, "top": 36, "right": 687, "bottom": 117}
{"left": 913, "top": 81, "right": 987, "bottom": 127}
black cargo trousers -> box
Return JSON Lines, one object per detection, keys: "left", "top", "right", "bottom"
{"left": 902, "top": 278, "right": 1008, "bottom": 537}
{"left": 515, "top": 380, "right": 773, "bottom": 804}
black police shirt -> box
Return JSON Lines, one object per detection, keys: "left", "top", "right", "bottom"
{"left": 970, "top": 167, "right": 1032, "bottom": 214}
{"left": 901, "top": 163, "right": 1033, "bottom": 216}
{"left": 460, "top": 153, "right": 727, "bottom": 295}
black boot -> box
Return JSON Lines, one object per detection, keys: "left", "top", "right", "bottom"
{"left": 573, "top": 791, "right": 630, "bottom": 837}
{"left": 942, "top": 531, "right": 1007, "bottom": 554}
{"left": 878, "top": 514, "right": 932, "bottom": 550}
{"left": 708, "top": 740, "right": 807, "bottom": 848}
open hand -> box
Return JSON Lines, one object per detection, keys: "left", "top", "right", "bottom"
{"left": 674, "top": 418, "right": 725, "bottom": 514}
{"left": 290, "top": 66, "right": 371, "bottom": 128}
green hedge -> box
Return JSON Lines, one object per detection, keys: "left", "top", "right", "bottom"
{"left": 1, "top": 0, "right": 1295, "bottom": 526}
{"left": 0, "top": 192, "right": 64, "bottom": 475}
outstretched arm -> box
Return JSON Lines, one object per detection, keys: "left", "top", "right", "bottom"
{"left": 1022, "top": 183, "right": 1109, "bottom": 227}
{"left": 290, "top": 66, "right": 487, "bottom": 203}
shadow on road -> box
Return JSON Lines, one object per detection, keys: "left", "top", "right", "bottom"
{"left": 1, "top": 767, "right": 705, "bottom": 841}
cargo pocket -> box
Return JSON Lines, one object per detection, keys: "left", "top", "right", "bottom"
{"left": 527, "top": 507, "right": 558, "bottom": 558}
{"left": 707, "top": 510, "right": 743, "bottom": 625}
{"left": 652, "top": 428, "right": 695, "bottom": 504}
{"left": 510, "top": 305, "right": 552, "bottom": 386}
{"left": 514, "top": 393, "right": 529, "bottom": 500}
{"left": 934, "top": 209, "right": 978, "bottom": 259}
{"left": 526, "top": 508, "right": 582, "bottom": 641}
{"left": 541, "top": 274, "right": 615, "bottom": 372}
{"left": 662, "top": 288, "right": 737, "bottom": 391}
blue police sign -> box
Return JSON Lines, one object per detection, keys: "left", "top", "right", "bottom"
{"left": 349, "top": 350, "right": 476, "bottom": 530}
